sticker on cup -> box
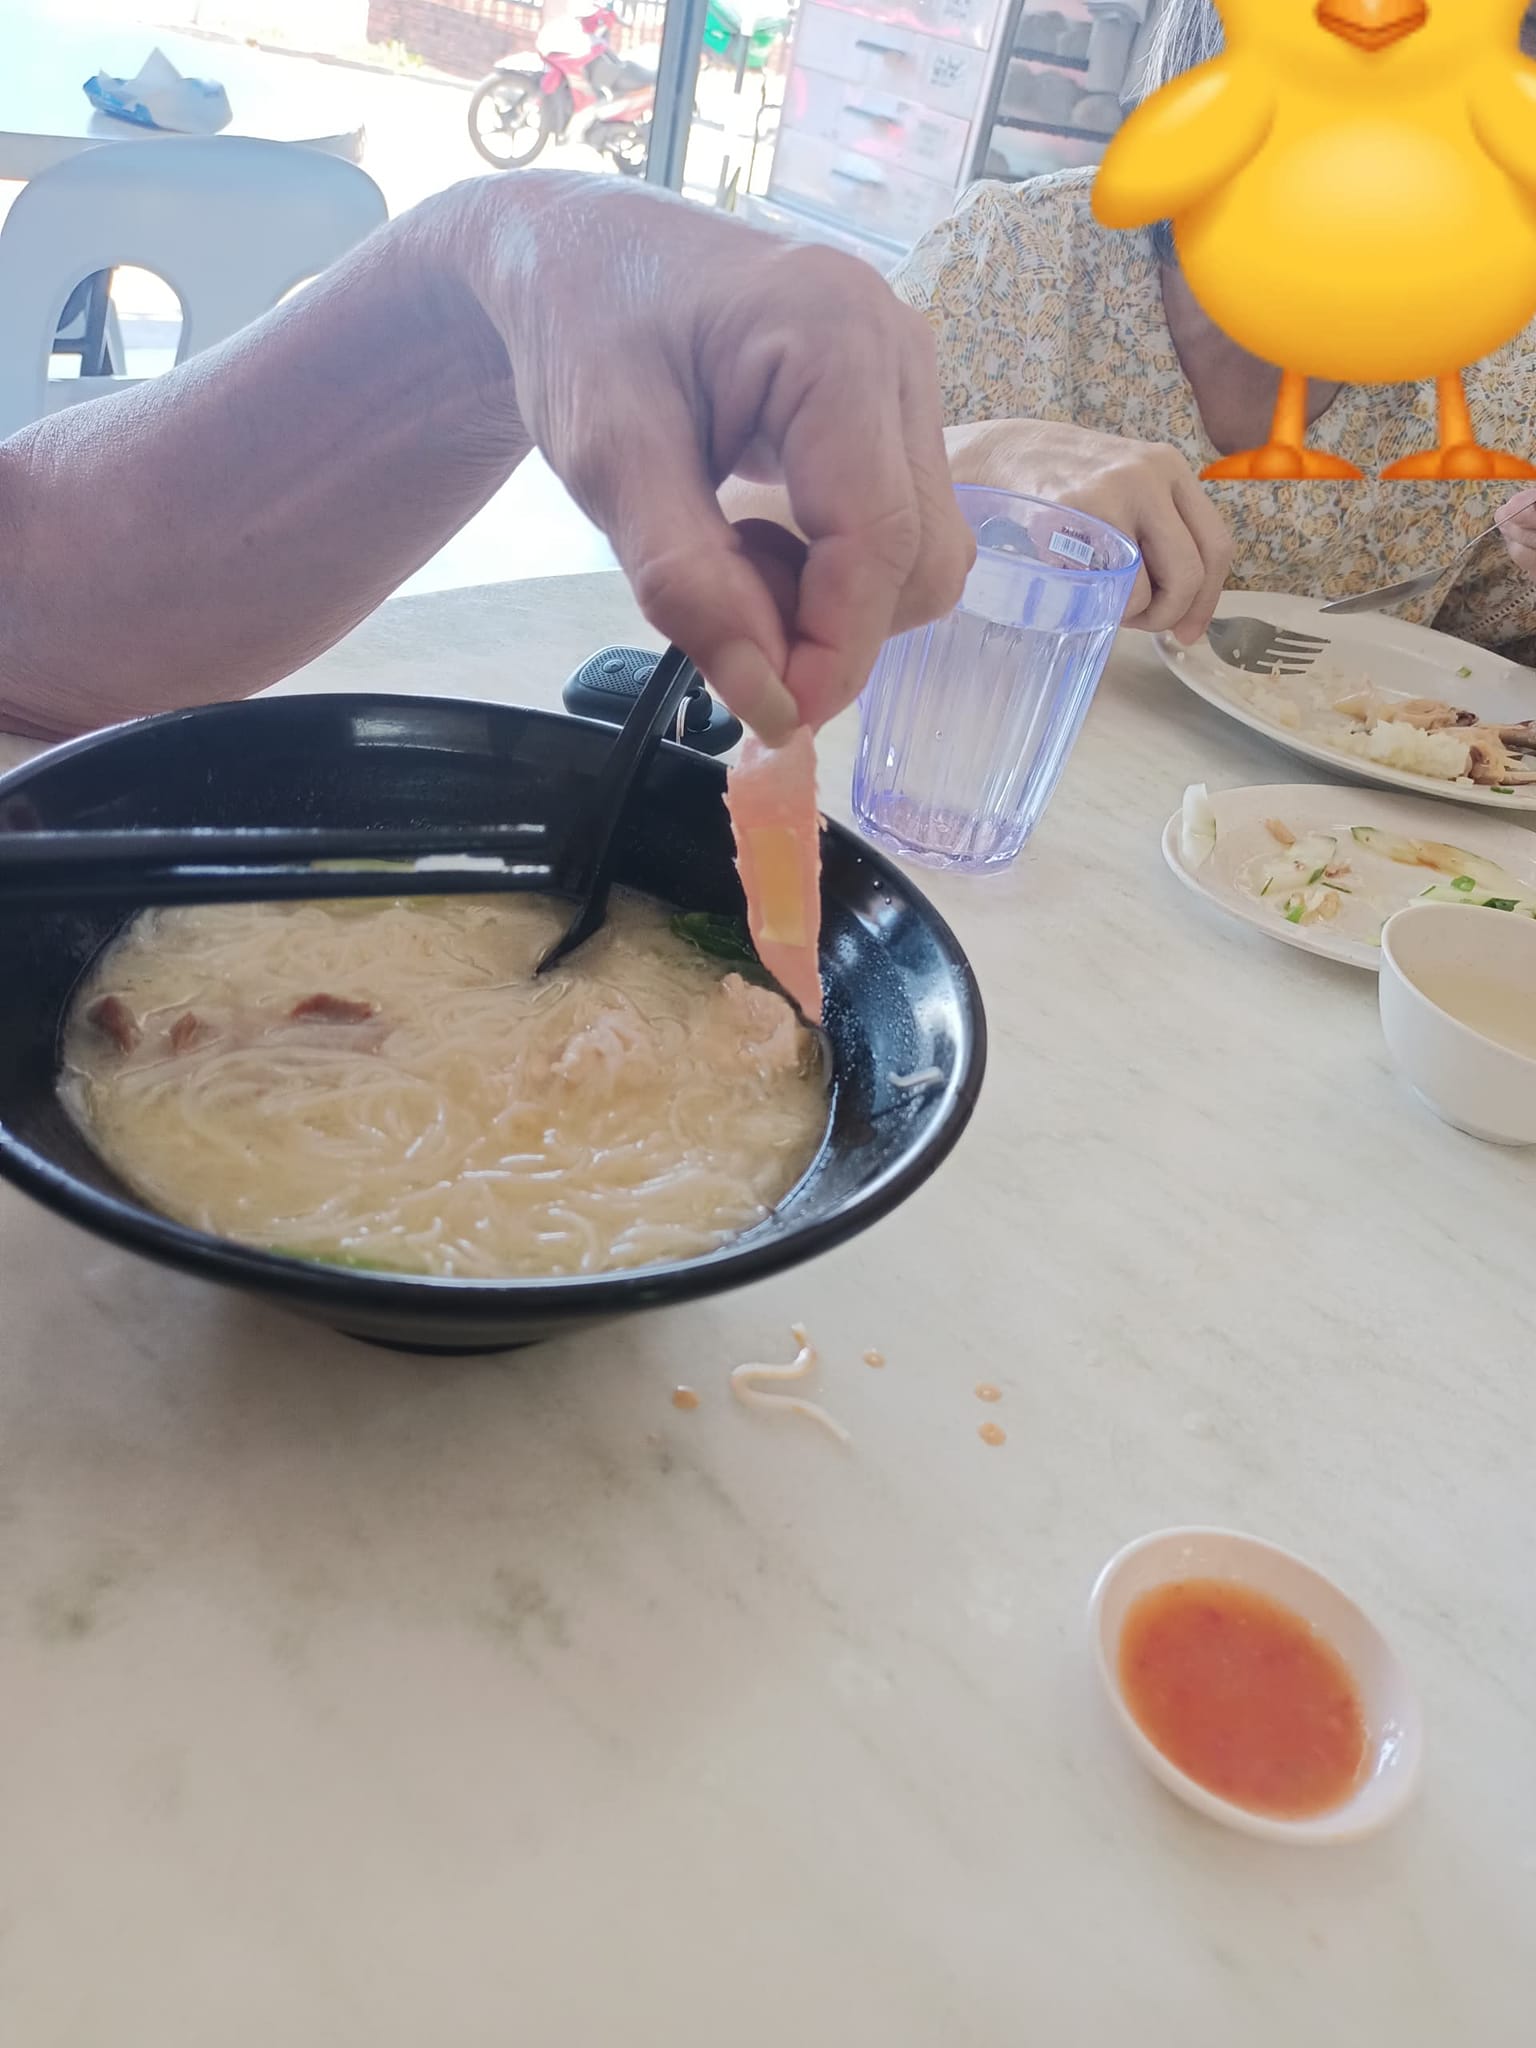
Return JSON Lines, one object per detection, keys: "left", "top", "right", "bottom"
{"left": 964, "top": 512, "right": 1110, "bottom": 621}
{"left": 976, "top": 512, "right": 1106, "bottom": 574}
{"left": 1048, "top": 527, "right": 1098, "bottom": 569}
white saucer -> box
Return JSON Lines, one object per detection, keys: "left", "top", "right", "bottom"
{"left": 1089, "top": 1526, "right": 1423, "bottom": 1845}
{"left": 1162, "top": 782, "right": 1536, "bottom": 971}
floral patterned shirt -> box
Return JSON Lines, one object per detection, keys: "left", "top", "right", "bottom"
{"left": 890, "top": 170, "right": 1536, "bottom": 660}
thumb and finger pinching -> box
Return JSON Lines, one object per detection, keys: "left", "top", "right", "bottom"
{"left": 1496, "top": 487, "right": 1536, "bottom": 576}
{"left": 593, "top": 436, "right": 801, "bottom": 742}
{"left": 1495, "top": 485, "right": 1536, "bottom": 534}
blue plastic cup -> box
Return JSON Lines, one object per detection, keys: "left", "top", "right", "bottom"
{"left": 852, "top": 486, "right": 1140, "bottom": 873}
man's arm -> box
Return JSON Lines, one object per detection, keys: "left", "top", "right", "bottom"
{"left": 0, "top": 186, "right": 528, "bottom": 740}
{"left": 1, "top": 172, "right": 970, "bottom": 743}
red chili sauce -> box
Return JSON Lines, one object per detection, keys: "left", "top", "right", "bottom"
{"left": 1118, "top": 1578, "right": 1368, "bottom": 1819}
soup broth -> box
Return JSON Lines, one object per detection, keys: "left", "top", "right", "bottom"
{"left": 62, "top": 890, "right": 827, "bottom": 1280}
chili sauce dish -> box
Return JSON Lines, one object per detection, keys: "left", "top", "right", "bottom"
{"left": 1088, "top": 1527, "right": 1423, "bottom": 1845}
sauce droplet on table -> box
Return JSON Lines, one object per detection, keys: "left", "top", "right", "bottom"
{"left": 671, "top": 1387, "right": 700, "bottom": 1411}
{"left": 863, "top": 1349, "right": 886, "bottom": 1368}
{"left": 978, "top": 1421, "right": 1006, "bottom": 1446}
{"left": 975, "top": 1382, "right": 1002, "bottom": 1403}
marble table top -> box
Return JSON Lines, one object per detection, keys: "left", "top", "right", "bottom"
{"left": 2, "top": 574, "right": 1531, "bottom": 2044}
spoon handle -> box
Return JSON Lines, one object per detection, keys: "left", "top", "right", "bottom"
{"left": 538, "top": 642, "right": 699, "bottom": 973}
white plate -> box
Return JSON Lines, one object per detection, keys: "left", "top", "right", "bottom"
{"left": 1162, "top": 782, "right": 1536, "bottom": 970}
{"left": 1088, "top": 1527, "right": 1423, "bottom": 1846}
{"left": 1157, "top": 591, "right": 1536, "bottom": 810}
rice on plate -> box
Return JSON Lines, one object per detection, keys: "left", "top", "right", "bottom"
{"left": 1156, "top": 593, "right": 1536, "bottom": 810}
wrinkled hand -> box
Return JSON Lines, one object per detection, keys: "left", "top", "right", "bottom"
{"left": 951, "top": 419, "right": 1233, "bottom": 643}
{"left": 461, "top": 173, "right": 973, "bottom": 740}
{"left": 1496, "top": 486, "right": 1536, "bottom": 580}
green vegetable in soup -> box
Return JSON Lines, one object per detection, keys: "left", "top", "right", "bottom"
{"left": 670, "top": 912, "right": 774, "bottom": 987}
{"left": 671, "top": 911, "right": 757, "bottom": 962}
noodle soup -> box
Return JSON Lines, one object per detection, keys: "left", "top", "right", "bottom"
{"left": 62, "top": 890, "right": 827, "bottom": 1280}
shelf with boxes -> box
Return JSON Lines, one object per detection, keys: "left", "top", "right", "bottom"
{"left": 751, "top": 0, "right": 1157, "bottom": 267}
{"left": 993, "top": 112, "right": 1119, "bottom": 142}
{"left": 982, "top": 0, "right": 1142, "bottom": 168}
{"left": 760, "top": 0, "right": 999, "bottom": 262}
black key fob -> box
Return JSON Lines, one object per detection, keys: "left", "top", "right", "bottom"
{"left": 561, "top": 647, "right": 743, "bottom": 756}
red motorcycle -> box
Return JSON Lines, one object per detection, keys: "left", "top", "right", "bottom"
{"left": 468, "top": 8, "right": 655, "bottom": 175}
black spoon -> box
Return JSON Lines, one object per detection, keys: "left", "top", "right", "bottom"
{"left": 537, "top": 641, "right": 701, "bottom": 974}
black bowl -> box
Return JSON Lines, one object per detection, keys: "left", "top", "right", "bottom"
{"left": 0, "top": 695, "right": 986, "bottom": 1352}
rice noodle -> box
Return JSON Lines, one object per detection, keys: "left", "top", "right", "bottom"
{"left": 889, "top": 1068, "right": 942, "bottom": 1091}
{"left": 730, "top": 1324, "right": 851, "bottom": 1444}
{"left": 62, "top": 890, "right": 826, "bottom": 1279}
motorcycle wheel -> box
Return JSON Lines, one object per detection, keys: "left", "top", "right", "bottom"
{"left": 467, "top": 75, "right": 550, "bottom": 169}
{"left": 607, "top": 126, "right": 650, "bottom": 176}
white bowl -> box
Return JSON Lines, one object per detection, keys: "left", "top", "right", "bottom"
{"left": 1088, "top": 1527, "right": 1423, "bottom": 1845}
{"left": 1380, "top": 902, "right": 1536, "bottom": 1144}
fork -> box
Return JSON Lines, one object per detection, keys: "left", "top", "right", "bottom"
{"left": 1205, "top": 616, "right": 1331, "bottom": 676}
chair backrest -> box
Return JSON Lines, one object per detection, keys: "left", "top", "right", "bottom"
{"left": 0, "top": 136, "right": 387, "bottom": 441}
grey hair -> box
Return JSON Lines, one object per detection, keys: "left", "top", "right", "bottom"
{"left": 1130, "top": 0, "right": 1225, "bottom": 104}
{"left": 1127, "top": 0, "right": 1226, "bottom": 265}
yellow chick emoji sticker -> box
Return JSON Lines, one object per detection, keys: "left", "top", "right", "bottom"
{"left": 1093, "top": 0, "right": 1536, "bottom": 482}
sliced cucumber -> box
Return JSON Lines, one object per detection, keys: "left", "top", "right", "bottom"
{"left": 1415, "top": 841, "right": 1518, "bottom": 888}
{"left": 1179, "top": 783, "right": 1218, "bottom": 868}
{"left": 1418, "top": 883, "right": 1536, "bottom": 915}
{"left": 1351, "top": 826, "right": 1518, "bottom": 892}
{"left": 1261, "top": 834, "right": 1337, "bottom": 895}
{"left": 1351, "top": 825, "right": 1422, "bottom": 863}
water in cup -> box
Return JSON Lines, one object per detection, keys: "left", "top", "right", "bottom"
{"left": 853, "top": 487, "right": 1140, "bottom": 873}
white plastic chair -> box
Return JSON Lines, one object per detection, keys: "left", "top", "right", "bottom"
{"left": 0, "top": 136, "right": 387, "bottom": 440}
